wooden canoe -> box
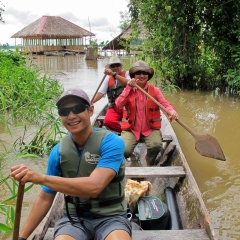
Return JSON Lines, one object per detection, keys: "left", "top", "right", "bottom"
{"left": 32, "top": 105, "right": 218, "bottom": 240}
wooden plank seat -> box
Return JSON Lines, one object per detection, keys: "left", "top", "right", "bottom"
{"left": 125, "top": 166, "right": 185, "bottom": 178}
{"left": 43, "top": 228, "right": 209, "bottom": 240}
{"left": 132, "top": 229, "right": 210, "bottom": 240}
{"left": 96, "top": 115, "right": 105, "bottom": 121}
{"left": 162, "top": 134, "right": 173, "bottom": 143}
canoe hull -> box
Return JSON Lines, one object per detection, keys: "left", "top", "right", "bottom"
{"left": 32, "top": 105, "right": 218, "bottom": 240}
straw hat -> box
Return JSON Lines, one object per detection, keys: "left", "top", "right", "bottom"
{"left": 129, "top": 61, "right": 154, "bottom": 80}
{"left": 105, "top": 56, "right": 124, "bottom": 68}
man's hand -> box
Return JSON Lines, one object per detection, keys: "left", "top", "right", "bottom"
{"left": 104, "top": 68, "right": 114, "bottom": 76}
{"left": 10, "top": 164, "right": 44, "bottom": 185}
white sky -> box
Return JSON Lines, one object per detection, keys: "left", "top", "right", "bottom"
{"left": 0, "top": 0, "right": 129, "bottom": 46}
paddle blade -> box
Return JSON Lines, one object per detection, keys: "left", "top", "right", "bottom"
{"left": 194, "top": 134, "right": 226, "bottom": 161}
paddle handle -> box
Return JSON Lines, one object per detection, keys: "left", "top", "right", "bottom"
{"left": 91, "top": 74, "right": 107, "bottom": 103}
{"left": 12, "top": 183, "right": 25, "bottom": 240}
{"left": 175, "top": 119, "right": 197, "bottom": 137}
{"left": 133, "top": 83, "right": 197, "bottom": 137}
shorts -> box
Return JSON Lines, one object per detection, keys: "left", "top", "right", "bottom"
{"left": 54, "top": 214, "right": 132, "bottom": 240}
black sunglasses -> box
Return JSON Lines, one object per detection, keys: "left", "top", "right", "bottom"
{"left": 134, "top": 71, "right": 149, "bottom": 76}
{"left": 109, "top": 63, "right": 121, "bottom": 68}
{"left": 58, "top": 104, "right": 88, "bottom": 116}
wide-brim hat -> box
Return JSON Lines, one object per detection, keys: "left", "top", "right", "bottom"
{"left": 129, "top": 60, "right": 154, "bottom": 80}
{"left": 56, "top": 88, "right": 91, "bottom": 108}
{"left": 105, "top": 56, "right": 124, "bottom": 68}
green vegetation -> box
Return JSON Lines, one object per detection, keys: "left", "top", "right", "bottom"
{"left": 127, "top": 0, "right": 240, "bottom": 95}
{"left": 0, "top": 48, "right": 62, "bottom": 123}
{"left": 89, "top": 39, "right": 109, "bottom": 48}
{"left": 0, "top": 176, "right": 34, "bottom": 233}
{"left": 119, "top": 10, "right": 131, "bottom": 32}
{"left": 0, "top": 48, "right": 65, "bottom": 233}
{"left": 0, "top": 1, "right": 4, "bottom": 23}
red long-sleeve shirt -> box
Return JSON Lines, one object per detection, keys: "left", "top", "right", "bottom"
{"left": 115, "top": 83, "right": 175, "bottom": 140}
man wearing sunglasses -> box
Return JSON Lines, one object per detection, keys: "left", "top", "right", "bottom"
{"left": 105, "top": 61, "right": 178, "bottom": 166}
{"left": 92, "top": 56, "right": 130, "bottom": 133}
{"left": 10, "top": 88, "right": 132, "bottom": 240}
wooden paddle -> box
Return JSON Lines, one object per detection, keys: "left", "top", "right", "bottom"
{"left": 91, "top": 74, "right": 107, "bottom": 103}
{"left": 133, "top": 83, "right": 226, "bottom": 161}
{"left": 12, "top": 183, "right": 25, "bottom": 240}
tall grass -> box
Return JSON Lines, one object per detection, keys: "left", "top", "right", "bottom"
{"left": 0, "top": 50, "right": 63, "bottom": 122}
{"left": 0, "top": 175, "right": 34, "bottom": 232}
{"left": 0, "top": 48, "right": 65, "bottom": 233}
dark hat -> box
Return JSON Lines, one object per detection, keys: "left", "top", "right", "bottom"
{"left": 105, "top": 56, "right": 124, "bottom": 68}
{"left": 129, "top": 61, "right": 154, "bottom": 80}
{"left": 56, "top": 88, "right": 91, "bottom": 108}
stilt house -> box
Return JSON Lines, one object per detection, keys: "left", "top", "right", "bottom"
{"left": 102, "top": 22, "right": 146, "bottom": 56}
{"left": 11, "top": 16, "right": 95, "bottom": 54}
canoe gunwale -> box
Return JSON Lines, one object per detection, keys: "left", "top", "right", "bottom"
{"left": 160, "top": 114, "right": 217, "bottom": 239}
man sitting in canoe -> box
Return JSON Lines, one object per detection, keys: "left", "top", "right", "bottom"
{"left": 92, "top": 56, "right": 130, "bottom": 133}
{"left": 10, "top": 88, "right": 132, "bottom": 240}
{"left": 105, "top": 61, "right": 178, "bottom": 166}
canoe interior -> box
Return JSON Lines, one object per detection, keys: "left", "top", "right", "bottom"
{"left": 33, "top": 105, "right": 218, "bottom": 240}
{"left": 92, "top": 105, "right": 217, "bottom": 240}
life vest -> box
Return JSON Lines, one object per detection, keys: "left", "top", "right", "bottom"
{"left": 107, "top": 71, "right": 127, "bottom": 107}
{"left": 59, "top": 129, "right": 126, "bottom": 217}
{"left": 121, "top": 84, "right": 161, "bottom": 130}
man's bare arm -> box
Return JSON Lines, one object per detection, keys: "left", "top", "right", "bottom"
{"left": 92, "top": 92, "right": 104, "bottom": 104}
{"left": 11, "top": 165, "right": 116, "bottom": 198}
{"left": 19, "top": 190, "right": 56, "bottom": 239}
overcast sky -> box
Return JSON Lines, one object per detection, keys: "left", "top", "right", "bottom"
{"left": 0, "top": 0, "right": 129, "bottom": 46}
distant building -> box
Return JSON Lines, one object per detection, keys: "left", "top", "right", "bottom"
{"left": 11, "top": 16, "right": 95, "bottom": 54}
{"left": 102, "top": 22, "right": 146, "bottom": 56}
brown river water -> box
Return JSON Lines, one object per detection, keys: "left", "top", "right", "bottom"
{"left": 1, "top": 54, "right": 240, "bottom": 239}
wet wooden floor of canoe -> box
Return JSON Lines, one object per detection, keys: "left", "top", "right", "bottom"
{"left": 43, "top": 228, "right": 209, "bottom": 239}
{"left": 36, "top": 165, "right": 209, "bottom": 240}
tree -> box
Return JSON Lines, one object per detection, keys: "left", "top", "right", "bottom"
{"left": 0, "top": 1, "right": 4, "bottom": 23}
{"left": 89, "top": 38, "right": 98, "bottom": 46}
{"left": 128, "top": 0, "right": 240, "bottom": 93}
{"left": 119, "top": 10, "right": 131, "bottom": 32}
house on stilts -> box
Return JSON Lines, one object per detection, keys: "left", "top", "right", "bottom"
{"left": 11, "top": 16, "right": 95, "bottom": 55}
{"left": 102, "top": 22, "right": 146, "bottom": 57}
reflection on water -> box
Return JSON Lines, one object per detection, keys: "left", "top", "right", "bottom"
{"left": 1, "top": 55, "right": 240, "bottom": 239}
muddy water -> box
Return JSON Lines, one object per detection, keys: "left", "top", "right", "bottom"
{"left": 1, "top": 54, "right": 240, "bottom": 239}
{"left": 168, "top": 91, "right": 240, "bottom": 240}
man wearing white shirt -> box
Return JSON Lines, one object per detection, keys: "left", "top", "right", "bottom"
{"left": 92, "top": 56, "right": 130, "bottom": 133}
